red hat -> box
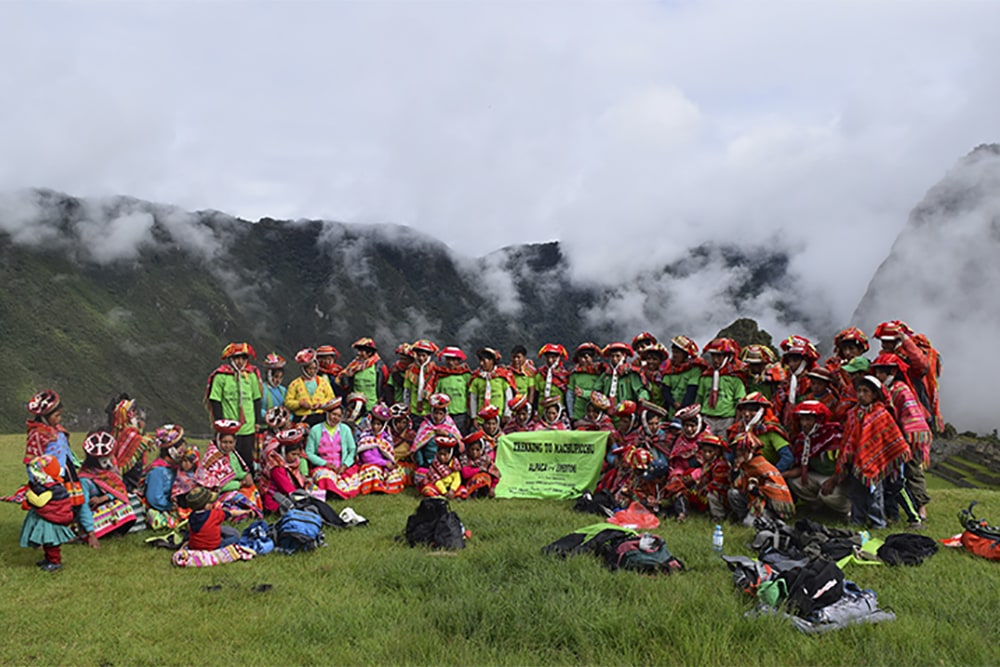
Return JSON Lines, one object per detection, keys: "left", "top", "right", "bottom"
{"left": 390, "top": 403, "right": 411, "bottom": 419}
{"left": 834, "top": 327, "right": 870, "bottom": 353}
{"left": 352, "top": 337, "right": 377, "bottom": 351}
{"left": 295, "top": 348, "right": 317, "bottom": 365}
{"left": 807, "top": 367, "right": 835, "bottom": 383}
{"left": 395, "top": 343, "right": 414, "bottom": 357}
{"left": 669, "top": 335, "right": 699, "bottom": 358}
{"left": 346, "top": 392, "right": 367, "bottom": 405}
{"left": 872, "top": 352, "right": 909, "bottom": 374}
{"left": 779, "top": 335, "right": 819, "bottom": 361}
{"left": 476, "top": 347, "right": 502, "bottom": 361}
{"left": 213, "top": 419, "right": 242, "bottom": 435}
{"left": 27, "top": 390, "right": 61, "bottom": 417}
{"left": 438, "top": 346, "right": 467, "bottom": 361}
{"left": 602, "top": 342, "right": 634, "bottom": 357}
{"left": 265, "top": 406, "right": 291, "bottom": 429}
{"left": 434, "top": 434, "right": 459, "bottom": 449}
{"left": 276, "top": 427, "right": 306, "bottom": 446}
{"left": 793, "top": 400, "right": 832, "bottom": 421}
{"left": 83, "top": 430, "right": 116, "bottom": 457}
{"left": 740, "top": 344, "right": 777, "bottom": 364}
{"left": 873, "top": 320, "right": 914, "bottom": 341}
{"left": 316, "top": 345, "right": 340, "bottom": 360}
{"left": 263, "top": 353, "right": 287, "bottom": 369}
{"left": 508, "top": 393, "right": 530, "bottom": 411}
{"left": 642, "top": 343, "right": 668, "bottom": 359}
{"left": 538, "top": 343, "right": 568, "bottom": 359}
{"left": 478, "top": 404, "right": 500, "bottom": 421}
{"left": 463, "top": 430, "right": 485, "bottom": 445}
{"left": 539, "top": 395, "right": 562, "bottom": 410}
{"left": 318, "top": 397, "right": 343, "bottom": 411}
{"left": 674, "top": 404, "right": 701, "bottom": 421}
{"left": 737, "top": 392, "right": 773, "bottom": 409}
{"left": 623, "top": 445, "right": 653, "bottom": 470}
{"left": 631, "top": 331, "right": 658, "bottom": 349}
{"left": 638, "top": 399, "right": 667, "bottom": 418}
{"left": 370, "top": 403, "right": 392, "bottom": 421}
{"left": 411, "top": 339, "right": 440, "bottom": 354}
{"left": 589, "top": 391, "right": 611, "bottom": 411}
{"left": 704, "top": 337, "right": 740, "bottom": 357}
{"left": 429, "top": 393, "right": 451, "bottom": 409}
{"left": 697, "top": 432, "right": 729, "bottom": 451}
{"left": 573, "top": 342, "right": 602, "bottom": 360}
{"left": 222, "top": 342, "right": 256, "bottom": 359}
{"left": 615, "top": 400, "right": 637, "bottom": 417}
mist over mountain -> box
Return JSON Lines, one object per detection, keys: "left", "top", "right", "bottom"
{"left": 0, "top": 188, "right": 824, "bottom": 431}
{"left": 854, "top": 144, "right": 1000, "bottom": 432}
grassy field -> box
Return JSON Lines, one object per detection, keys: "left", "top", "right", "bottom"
{"left": 2, "top": 433, "right": 999, "bottom": 667}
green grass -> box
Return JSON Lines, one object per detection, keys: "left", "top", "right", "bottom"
{"left": 2, "top": 433, "right": 1000, "bottom": 666}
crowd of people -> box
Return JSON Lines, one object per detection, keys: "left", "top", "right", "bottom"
{"left": 13, "top": 320, "right": 943, "bottom": 571}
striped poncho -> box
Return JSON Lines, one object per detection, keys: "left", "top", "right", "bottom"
{"left": 836, "top": 402, "right": 911, "bottom": 486}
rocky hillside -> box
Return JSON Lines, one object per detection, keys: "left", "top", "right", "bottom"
{"left": 0, "top": 188, "right": 820, "bottom": 432}
{"left": 853, "top": 144, "right": 1000, "bottom": 432}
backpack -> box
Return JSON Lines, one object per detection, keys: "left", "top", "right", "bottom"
{"left": 958, "top": 501, "right": 1000, "bottom": 560}
{"left": 776, "top": 558, "right": 845, "bottom": 617}
{"left": 876, "top": 533, "right": 938, "bottom": 566}
{"left": 273, "top": 508, "right": 324, "bottom": 554}
{"left": 603, "top": 533, "right": 684, "bottom": 574}
{"left": 573, "top": 490, "right": 617, "bottom": 516}
{"left": 723, "top": 555, "right": 777, "bottom": 596}
{"left": 240, "top": 520, "right": 274, "bottom": 555}
{"left": 403, "top": 498, "right": 466, "bottom": 550}
{"left": 543, "top": 525, "right": 636, "bottom": 558}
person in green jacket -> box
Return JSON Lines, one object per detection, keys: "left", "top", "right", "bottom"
{"left": 338, "top": 337, "right": 390, "bottom": 407}
{"left": 661, "top": 335, "right": 706, "bottom": 419}
{"left": 468, "top": 348, "right": 516, "bottom": 423}
{"left": 435, "top": 347, "right": 472, "bottom": 434}
{"left": 695, "top": 337, "right": 747, "bottom": 435}
{"left": 507, "top": 345, "right": 536, "bottom": 407}
{"left": 599, "top": 342, "right": 649, "bottom": 408}
{"left": 567, "top": 342, "right": 604, "bottom": 424}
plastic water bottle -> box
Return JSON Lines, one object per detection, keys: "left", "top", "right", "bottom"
{"left": 712, "top": 524, "right": 724, "bottom": 553}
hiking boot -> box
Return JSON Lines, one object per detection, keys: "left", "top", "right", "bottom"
{"left": 38, "top": 561, "right": 62, "bottom": 572}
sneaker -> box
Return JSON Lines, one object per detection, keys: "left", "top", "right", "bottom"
{"left": 338, "top": 507, "right": 368, "bottom": 527}
{"left": 38, "top": 561, "right": 62, "bottom": 572}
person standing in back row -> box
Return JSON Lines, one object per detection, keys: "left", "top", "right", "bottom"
{"left": 206, "top": 342, "right": 262, "bottom": 476}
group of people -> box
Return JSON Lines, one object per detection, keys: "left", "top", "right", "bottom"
{"left": 14, "top": 319, "right": 943, "bottom": 571}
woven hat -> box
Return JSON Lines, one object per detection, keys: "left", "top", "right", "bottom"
{"left": 631, "top": 331, "right": 658, "bottom": 349}
{"left": 370, "top": 403, "right": 392, "bottom": 421}
{"left": 508, "top": 393, "right": 530, "bottom": 411}
{"left": 669, "top": 335, "right": 699, "bottom": 358}
{"left": 439, "top": 346, "right": 467, "bottom": 361}
{"left": 429, "top": 393, "right": 451, "bottom": 409}
{"left": 212, "top": 419, "right": 241, "bottom": 435}
{"left": 674, "top": 404, "right": 702, "bottom": 422}
{"left": 265, "top": 406, "right": 291, "bottom": 429}
{"left": 573, "top": 342, "right": 602, "bottom": 360}
{"left": 538, "top": 343, "right": 568, "bottom": 359}
{"left": 263, "top": 353, "right": 287, "bottom": 369}
{"left": 352, "top": 337, "right": 377, "bottom": 352}
{"left": 295, "top": 348, "right": 317, "bottom": 365}
{"left": 411, "top": 339, "right": 439, "bottom": 354}
{"left": 478, "top": 404, "right": 501, "bottom": 421}
{"left": 316, "top": 345, "right": 340, "bottom": 360}
{"left": 793, "top": 400, "right": 832, "bottom": 420}
{"left": 186, "top": 487, "right": 218, "bottom": 511}
{"left": 589, "top": 391, "right": 611, "bottom": 411}
{"left": 83, "top": 430, "right": 116, "bottom": 457}
{"left": 221, "top": 342, "right": 256, "bottom": 359}
{"left": 602, "top": 342, "right": 634, "bottom": 357}
{"left": 318, "top": 397, "right": 344, "bottom": 411}
{"left": 27, "top": 390, "right": 61, "bottom": 417}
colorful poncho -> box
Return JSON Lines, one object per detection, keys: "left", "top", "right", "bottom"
{"left": 886, "top": 382, "right": 933, "bottom": 466}
{"left": 836, "top": 402, "right": 911, "bottom": 486}
{"left": 733, "top": 453, "right": 795, "bottom": 518}
{"left": 24, "top": 420, "right": 66, "bottom": 465}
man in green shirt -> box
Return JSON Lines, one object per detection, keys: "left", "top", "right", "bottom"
{"left": 435, "top": 347, "right": 472, "bottom": 434}
{"left": 207, "top": 342, "right": 262, "bottom": 474}
{"left": 338, "top": 337, "right": 389, "bottom": 406}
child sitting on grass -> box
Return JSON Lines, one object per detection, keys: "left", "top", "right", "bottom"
{"left": 459, "top": 430, "right": 501, "bottom": 497}
{"left": 185, "top": 486, "right": 240, "bottom": 550}
{"left": 420, "top": 435, "right": 468, "bottom": 500}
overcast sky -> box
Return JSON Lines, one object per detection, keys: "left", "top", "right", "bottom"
{"left": 2, "top": 0, "right": 999, "bottom": 321}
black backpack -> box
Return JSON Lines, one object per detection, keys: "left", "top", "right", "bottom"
{"left": 776, "top": 558, "right": 845, "bottom": 617}
{"left": 404, "top": 498, "right": 466, "bottom": 550}
{"left": 876, "top": 533, "right": 938, "bottom": 566}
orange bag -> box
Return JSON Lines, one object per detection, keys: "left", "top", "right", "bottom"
{"left": 961, "top": 531, "right": 1000, "bottom": 561}
{"left": 607, "top": 501, "right": 660, "bottom": 530}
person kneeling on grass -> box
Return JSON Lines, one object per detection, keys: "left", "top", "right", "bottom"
{"left": 78, "top": 430, "right": 137, "bottom": 539}
{"left": 420, "top": 435, "right": 468, "bottom": 500}
{"left": 727, "top": 431, "right": 795, "bottom": 526}
{"left": 185, "top": 487, "right": 240, "bottom": 550}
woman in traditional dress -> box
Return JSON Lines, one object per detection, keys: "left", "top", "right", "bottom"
{"left": 78, "top": 430, "right": 137, "bottom": 538}
{"left": 144, "top": 424, "right": 186, "bottom": 529}
{"left": 305, "top": 397, "right": 360, "bottom": 500}
{"left": 260, "top": 353, "right": 289, "bottom": 420}
{"left": 459, "top": 430, "right": 501, "bottom": 498}
{"left": 259, "top": 426, "right": 321, "bottom": 512}
{"left": 197, "top": 419, "right": 263, "bottom": 521}
{"left": 285, "top": 348, "right": 337, "bottom": 427}
{"left": 355, "top": 403, "right": 405, "bottom": 495}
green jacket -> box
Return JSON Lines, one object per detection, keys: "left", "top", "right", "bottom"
{"left": 567, "top": 372, "right": 602, "bottom": 421}
{"left": 695, "top": 374, "right": 746, "bottom": 418}
{"left": 208, "top": 370, "right": 262, "bottom": 436}
{"left": 662, "top": 366, "right": 702, "bottom": 416}
{"left": 435, "top": 372, "right": 471, "bottom": 414}
{"left": 598, "top": 370, "right": 649, "bottom": 404}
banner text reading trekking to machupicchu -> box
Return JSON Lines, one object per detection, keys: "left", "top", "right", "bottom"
{"left": 494, "top": 430, "right": 609, "bottom": 499}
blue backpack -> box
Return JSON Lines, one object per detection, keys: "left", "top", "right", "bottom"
{"left": 239, "top": 520, "right": 275, "bottom": 555}
{"left": 274, "top": 509, "right": 324, "bottom": 554}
